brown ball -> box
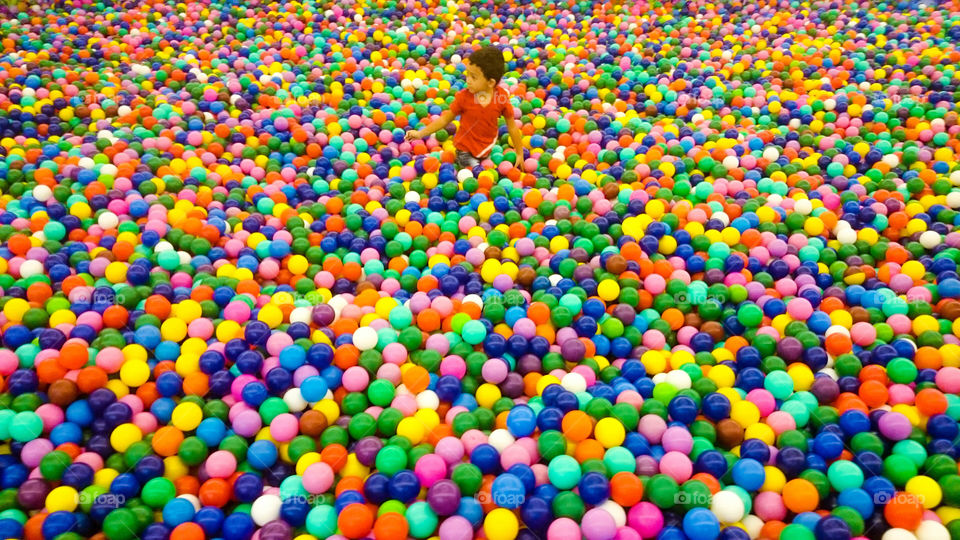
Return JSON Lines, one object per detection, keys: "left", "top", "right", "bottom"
{"left": 299, "top": 410, "right": 328, "bottom": 437}
{"left": 701, "top": 321, "right": 725, "bottom": 342}
{"left": 716, "top": 418, "right": 744, "bottom": 449}
{"left": 48, "top": 380, "right": 79, "bottom": 408}
{"left": 516, "top": 267, "right": 537, "bottom": 286}
{"left": 940, "top": 300, "right": 960, "bottom": 321}
{"left": 605, "top": 255, "right": 627, "bottom": 274}
{"left": 849, "top": 306, "right": 871, "bottom": 324}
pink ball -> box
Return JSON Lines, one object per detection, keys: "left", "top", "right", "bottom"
{"left": 547, "top": 518, "right": 581, "bottom": 540}
{"left": 438, "top": 516, "right": 473, "bottom": 540}
{"left": 269, "top": 413, "right": 299, "bottom": 442}
{"left": 232, "top": 409, "right": 263, "bottom": 437}
{"left": 481, "top": 359, "right": 508, "bottom": 384}
{"left": 302, "top": 462, "right": 334, "bottom": 494}
{"left": 786, "top": 298, "right": 813, "bottom": 320}
{"left": 637, "top": 414, "right": 667, "bottom": 444}
{"left": 615, "top": 527, "right": 642, "bottom": 540}
{"left": 342, "top": 366, "right": 370, "bottom": 391}
{"left": 627, "top": 502, "right": 663, "bottom": 538}
{"left": 224, "top": 301, "right": 251, "bottom": 322}
{"left": 660, "top": 427, "right": 693, "bottom": 454}
{"left": 850, "top": 322, "right": 876, "bottom": 346}
{"left": 754, "top": 492, "right": 787, "bottom": 521}
{"left": 582, "top": 509, "right": 618, "bottom": 540}
{"left": 936, "top": 367, "right": 960, "bottom": 394}
{"left": 206, "top": 450, "right": 238, "bottom": 478}
{"left": 435, "top": 437, "right": 465, "bottom": 465}
{"left": 658, "top": 451, "right": 692, "bottom": 483}
{"left": 414, "top": 454, "right": 448, "bottom": 487}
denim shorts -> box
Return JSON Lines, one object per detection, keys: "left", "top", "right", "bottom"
{"left": 456, "top": 150, "right": 482, "bottom": 170}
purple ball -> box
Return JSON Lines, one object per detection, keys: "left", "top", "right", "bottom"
{"left": 777, "top": 337, "right": 803, "bottom": 362}
{"left": 260, "top": 520, "right": 292, "bottom": 540}
{"left": 426, "top": 479, "right": 461, "bottom": 516}
{"left": 878, "top": 411, "right": 912, "bottom": 441}
{"left": 810, "top": 376, "right": 840, "bottom": 404}
{"left": 354, "top": 436, "right": 383, "bottom": 466}
{"left": 561, "top": 339, "right": 586, "bottom": 362}
{"left": 17, "top": 479, "right": 50, "bottom": 510}
{"left": 312, "top": 304, "right": 335, "bottom": 326}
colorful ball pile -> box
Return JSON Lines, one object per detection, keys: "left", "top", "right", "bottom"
{"left": 3, "top": 0, "right": 960, "bottom": 540}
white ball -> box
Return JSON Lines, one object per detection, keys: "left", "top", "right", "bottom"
{"left": 488, "top": 429, "right": 515, "bottom": 453}
{"left": 154, "top": 241, "right": 174, "bottom": 252}
{"left": 283, "top": 388, "right": 308, "bottom": 412}
{"left": 405, "top": 191, "right": 421, "bottom": 203}
{"left": 98, "top": 211, "right": 119, "bottom": 230}
{"left": 722, "top": 156, "right": 739, "bottom": 170}
{"left": 710, "top": 489, "right": 745, "bottom": 523}
{"left": 762, "top": 147, "right": 780, "bottom": 161}
{"left": 33, "top": 185, "right": 53, "bottom": 202}
{"left": 178, "top": 251, "right": 191, "bottom": 265}
{"left": 837, "top": 229, "right": 857, "bottom": 245}
{"left": 916, "top": 521, "right": 949, "bottom": 540}
{"left": 824, "top": 325, "right": 850, "bottom": 338}
{"left": 597, "top": 500, "right": 626, "bottom": 527}
{"left": 882, "top": 529, "right": 918, "bottom": 540}
{"left": 920, "top": 231, "right": 941, "bottom": 249}
{"left": 664, "top": 369, "right": 692, "bottom": 390}
{"left": 352, "top": 326, "right": 379, "bottom": 351}
{"left": 741, "top": 515, "right": 764, "bottom": 539}
{"left": 561, "top": 372, "right": 587, "bottom": 393}
{"left": 457, "top": 169, "right": 474, "bottom": 181}
{"left": 327, "top": 296, "right": 348, "bottom": 319}
{"left": 416, "top": 390, "right": 439, "bottom": 410}
{"left": 462, "top": 294, "right": 483, "bottom": 307}
{"left": 793, "top": 198, "right": 813, "bottom": 215}
{"left": 395, "top": 384, "right": 413, "bottom": 396}
{"left": 713, "top": 211, "right": 730, "bottom": 226}
{"left": 78, "top": 157, "right": 95, "bottom": 169}
{"left": 18, "top": 260, "right": 44, "bottom": 279}
{"left": 951, "top": 170, "right": 960, "bottom": 186}
{"left": 946, "top": 192, "right": 960, "bottom": 208}
{"left": 177, "top": 494, "right": 201, "bottom": 511}
{"left": 250, "top": 494, "right": 282, "bottom": 526}
{"left": 289, "top": 307, "right": 312, "bottom": 325}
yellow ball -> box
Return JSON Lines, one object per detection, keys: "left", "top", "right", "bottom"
{"left": 341, "top": 453, "right": 370, "bottom": 478}
{"left": 901, "top": 260, "right": 925, "bottom": 281}
{"left": 641, "top": 350, "right": 667, "bottom": 376}
{"left": 730, "top": 400, "right": 761, "bottom": 428}
{"left": 171, "top": 402, "right": 203, "bottom": 431}
{"left": 536, "top": 375, "right": 561, "bottom": 395}
{"left": 46, "top": 486, "right": 79, "bottom": 512}
{"left": 905, "top": 475, "right": 941, "bottom": 509}
{"left": 484, "top": 508, "right": 519, "bottom": 540}
{"left": 160, "top": 318, "right": 188, "bottom": 342}
{"left": 105, "top": 261, "right": 128, "bottom": 283}
{"left": 258, "top": 303, "right": 284, "bottom": 328}
{"left": 396, "top": 417, "right": 427, "bottom": 445}
{"left": 708, "top": 364, "right": 736, "bottom": 388}
{"left": 286, "top": 255, "right": 308, "bottom": 276}
{"left": 163, "top": 456, "right": 189, "bottom": 480}
{"left": 597, "top": 280, "right": 620, "bottom": 302}
{"left": 119, "top": 361, "right": 150, "bottom": 387}
{"left": 2, "top": 297, "right": 29, "bottom": 322}
{"left": 476, "top": 383, "right": 502, "bottom": 409}
{"left": 595, "top": 417, "right": 626, "bottom": 448}
{"left": 786, "top": 364, "right": 815, "bottom": 392}
{"left": 175, "top": 300, "right": 203, "bottom": 322}
{"left": 110, "top": 423, "right": 143, "bottom": 452}
{"left": 414, "top": 409, "right": 440, "bottom": 430}
{"left": 760, "top": 466, "right": 787, "bottom": 493}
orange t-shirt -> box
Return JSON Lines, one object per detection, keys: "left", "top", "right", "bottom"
{"left": 450, "top": 86, "right": 514, "bottom": 158}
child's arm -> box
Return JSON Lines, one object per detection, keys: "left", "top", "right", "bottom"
{"left": 405, "top": 110, "right": 456, "bottom": 141}
{"left": 506, "top": 116, "right": 524, "bottom": 167}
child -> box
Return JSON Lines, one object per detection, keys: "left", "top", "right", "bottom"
{"left": 406, "top": 46, "right": 524, "bottom": 170}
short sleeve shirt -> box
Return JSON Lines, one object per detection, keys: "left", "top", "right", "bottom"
{"left": 450, "top": 85, "right": 514, "bottom": 158}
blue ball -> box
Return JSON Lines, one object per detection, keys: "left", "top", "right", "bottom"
{"left": 222, "top": 512, "right": 256, "bottom": 540}
{"left": 457, "top": 496, "right": 484, "bottom": 527}
{"left": 388, "top": 470, "right": 421, "bottom": 503}
{"left": 730, "top": 458, "right": 765, "bottom": 491}
{"left": 491, "top": 473, "right": 526, "bottom": 509}
{"left": 195, "top": 506, "right": 224, "bottom": 536}
{"left": 577, "top": 471, "right": 610, "bottom": 505}
{"left": 505, "top": 405, "right": 537, "bottom": 437}
{"left": 162, "top": 497, "right": 196, "bottom": 526}
{"left": 42, "top": 511, "right": 76, "bottom": 540}
{"left": 682, "top": 508, "right": 720, "bottom": 540}
{"left": 247, "top": 440, "right": 279, "bottom": 470}
{"left": 520, "top": 496, "right": 552, "bottom": 531}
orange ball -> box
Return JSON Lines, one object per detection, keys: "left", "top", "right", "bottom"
{"left": 373, "top": 512, "right": 409, "bottom": 540}
{"left": 561, "top": 410, "right": 593, "bottom": 442}
{"left": 916, "top": 388, "right": 948, "bottom": 416}
{"left": 198, "top": 478, "right": 231, "bottom": 507}
{"left": 338, "top": 503, "right": 374, "bottom": 539}
{"left": 782, "top": 479, "right": 819, "bottom": 513}
{"left": 610, "top": 472, "right": 644, "bottom": 506}
{"left": 171, "top": 522, "right": 205, "bottom": 540}
{"left": 884, "top": 492, "right": 923, "bottom": 530}
{"left": 59, "top": 342, "right": 89, "bottom": 370}
{"left": 152, "top": 426, "right": 184, "bottom": 457}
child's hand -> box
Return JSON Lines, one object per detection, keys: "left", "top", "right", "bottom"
{"left": 404, "top": 130, "right": 422, "bottom": 141}
{"left": 514, "top": 152, "right": 524, "bottom": 168}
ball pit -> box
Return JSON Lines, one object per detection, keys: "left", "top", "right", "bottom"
{"left": 2, "top": 0, "right": 960, "bottom": 540}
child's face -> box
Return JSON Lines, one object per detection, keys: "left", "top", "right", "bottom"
{"left": 464, "top": 63, "right": 494, "bottom": 94}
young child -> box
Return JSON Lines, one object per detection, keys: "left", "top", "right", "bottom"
{"left": 406, "top": 46, "right": 524, "bottom": 170}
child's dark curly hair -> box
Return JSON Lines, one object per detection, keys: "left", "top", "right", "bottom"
{"left": 467, "top": 46, "right": 506, "bottom": 83}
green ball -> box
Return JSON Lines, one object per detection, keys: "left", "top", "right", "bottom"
{"left": 406, "top": 502, "right": 438, "bottom": 538}
{"left": 451, "top": 463, "right": 483, "bottom": 496}
{"left": 827, "top": 460, "right": 864, "bottom": 491}
{"left": 547, "top": 455, "right": 581, "bottom": 490}
{"left": 646, "top": 474, "right": 679, "bottom": 508}
{"left": 39, "top": 451, "right": 72, "bottom": 481}
{"left": 103, "top": 508, "right": 140, "bottom": 540}
{"left": 8, "top": 411, "right": 42, "bottom": 442}
{"left": 305, "top": 505, "right": 337, "bottom": 538}
{"left": 375, "top": 445, "right": 408, "bottom": 476}
{"left": 141, "top": 477, "right": 176, "bottom": 508}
